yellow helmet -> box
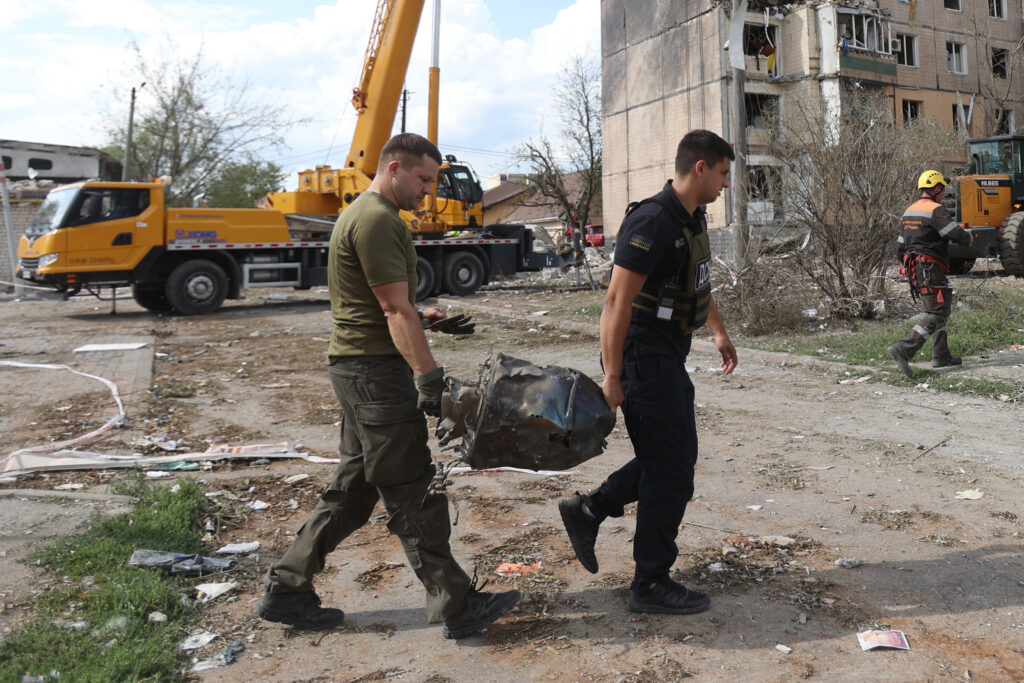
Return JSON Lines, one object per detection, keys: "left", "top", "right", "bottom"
{"left": 918, "top": 170, "right": 948, "bottom": 190}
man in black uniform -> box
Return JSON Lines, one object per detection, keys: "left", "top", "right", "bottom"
{"left": 888, "top": 170, "right": 973, "bottom": 377}
{"left": 558, "top": 130, "right": 738, "bottom": 614}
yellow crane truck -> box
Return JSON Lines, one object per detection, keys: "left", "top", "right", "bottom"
{"left": 948, "top": 134, "right": 1024, "bottom": 275}
{"left": 15, "top": 0, "right": 562, "bottom": 313}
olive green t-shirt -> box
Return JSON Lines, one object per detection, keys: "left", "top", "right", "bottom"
{"left": 327, "top": 192, "right": 416, "bottom": 360}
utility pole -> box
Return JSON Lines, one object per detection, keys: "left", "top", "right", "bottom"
{"left": 729, "top": 0, "right": 750, "bottom": 266}
{"left": 122, "top": 82, "right": 145, "bottom": 181}
{"left": 0, "top": 143, "right": 22, "bottom": 296}
{"left": 400, "top": 87, "right": 410, "bottom": 133}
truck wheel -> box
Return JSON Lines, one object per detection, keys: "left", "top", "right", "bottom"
{"left": 997, "top": 212, "right": 1024, "bottom": 277}
{"left": 416, "top": 256, "right": 435, "bottom": 301}
{"left": 442, "top": 251, "right": 485, "bottom": 296}
{"left": 166, "top": 259, "right": 228, "bottom": 315}
{"left": 132, "top": 283, "right": 172, "bottom": 313}
{"left": 947, "top": 257, "right": 976, "bottom": 275}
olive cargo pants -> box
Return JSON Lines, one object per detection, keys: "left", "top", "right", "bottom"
{"left": 265, "top": 355, "right": 471, "bottom": 623}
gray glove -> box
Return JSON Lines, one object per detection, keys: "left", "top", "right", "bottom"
{"left": 415, "top": 367, "right": 445, "bottom": 417}
{"left": 428, "top": 313, "right": 475, "bottom": 335}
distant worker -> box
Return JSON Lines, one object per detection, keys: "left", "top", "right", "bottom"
{"left": 257, "top": 133, "right": 518, "bottom": 639}
{"left": 888, "top": 170, "right": 973, "bottom": 377}
{"left": 558, "top": 130, "right": 738, "bottom": 615}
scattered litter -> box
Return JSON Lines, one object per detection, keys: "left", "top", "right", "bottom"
{"left": 284, "top": 473, "right": 310, "bottom": 484}
{"left": 707, "top": 562, "right": 727, "bottom": 572}
{"left": 915, "top": 383, "right": 930, "bottom": 390}
{"left": 449, "top": 466, "right": 578, "bottom": 476}
{"left": 247, "top": 500, "right": 270, "bottom": 511}
{"left": 129, "top": 549, "right": 237, "bottom": 576}
{"left": 188, "top": 641, "right": 244, "bottom": 673}
{"left": 148, "top": 611, "right": 167, "bottom": 622}
{"left": 834, "top": 558, "right": 863, "bottom": 569}
{"left": 216, "top": 542, "right": 260, "bottom": 555}
{"left": 839, "top": 375, "right": 872, "bottom": 385}
{"left": 776, "top": 643, "right": 793, "bottom": 654}
{"left": 133, "top": 432, "right": 183, "bottom": 452}
{"left": 758, "top": 536, "right": 795, "bottom": 547}
{"left": 195, "top": 582, "right": 237, "bottom": 603}
{"left": 746, "top": 505, "right": 763, "bottom": 511}
{"left": 857, "top": 630, "right": 910, "bottom": 651}
{"left": 798, "top": 613, "right": 807, "bottom": 625}
{"left": 54, "top": 483, "right": 85, "bottom": 491}
{"left": 533, "top": 310, "right": 549, "bottom": 316}
{"left": 73, "top": 342, "right": 148, "bottom": 353}
{"left": 145, "top": 471, "right": 173, "bottom": 479}
{"left": 181, "top": 631, "right": 218, "bottom": 651}
{"left": 807, "top": 465, "right": 835, "bottom": 470}
{"left": 259, "top": 382, "right": 292, "bottom": 389}
{"left": 205, "top": 490, "right": 241, "bottom": 501}
{"left": 955, "top": 489, "right": 983, "bottom": 500}
{"left": 495, "top": 561, "right": 541, "bottom": 576}
{"left": 157, "top": 461, "right": 199, "bottom": 471}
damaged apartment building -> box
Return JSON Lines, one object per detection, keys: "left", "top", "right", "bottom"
{"left": 600, "top": 0, "right": 1024, "bottom": 249}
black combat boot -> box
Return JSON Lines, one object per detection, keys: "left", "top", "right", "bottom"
{"left": 628, "top": 576, "right": 711, "bottom": 615}
{"left": 932, "top": 355, "right": 962, "bottom": 368}
{"left": 442, "top": 587, "right": 521, "bottom": 639}
{"left": 558, "top": 492, "right": 601, "bottom": 573}
{"left": 256, "top": 590, "right": 345, "bottom": 630}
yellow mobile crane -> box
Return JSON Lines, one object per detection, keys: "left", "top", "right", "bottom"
{"left": 16, "top": 0, "right": 561, "bottom": 312}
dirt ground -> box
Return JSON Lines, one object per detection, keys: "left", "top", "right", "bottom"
{"left": 1, "top": 277, "right": 1023, "bottom": 682}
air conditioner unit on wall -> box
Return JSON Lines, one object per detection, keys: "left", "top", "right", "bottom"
{"left": 890, "top": 38, "right": 902, "bottom": 52}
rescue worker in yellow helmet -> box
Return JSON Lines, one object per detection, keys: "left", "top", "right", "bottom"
{"left": 888, "top": 170, "right": 973, "bottom": 377}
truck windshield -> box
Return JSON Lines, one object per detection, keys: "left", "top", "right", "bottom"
{"left": 25, "top": 187, "right": 81, "bottom": 239}
{"left": 971, "top": 140, "right": 1021, "bottom": 174}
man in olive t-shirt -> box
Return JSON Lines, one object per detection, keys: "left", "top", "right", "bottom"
{"left": 258, "top": 133, "right": 519, "bottom": 640}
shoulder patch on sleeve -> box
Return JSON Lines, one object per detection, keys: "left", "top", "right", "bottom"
{"left": 628, "top": 234, "right": 653, "bottom": 252}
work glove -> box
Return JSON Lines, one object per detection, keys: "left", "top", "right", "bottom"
{"left": 428, "top": 313, "right": 475, "bottom": 335}
{"left": 415, "top": 367, "right": 446, "bottom": 417}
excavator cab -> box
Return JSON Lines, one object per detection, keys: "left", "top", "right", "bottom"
{"left": 951, "top": 135, "right": 1024, "bottom": 276}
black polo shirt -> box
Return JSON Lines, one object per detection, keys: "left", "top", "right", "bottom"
{"left": 614, "top": 180, "right": 707, "bottom": 357}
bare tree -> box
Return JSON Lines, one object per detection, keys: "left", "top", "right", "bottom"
{"left": 106, "top": 41, "right": 299, "bottom": 206}
{"left": 765, "top": 86, "right": 959, "bottom": 318}
{"left": 514, "top": 57, "right": 602, "bottom": 232}
{"left": 969, "top": 14, "right": 1024, "bottom": 136}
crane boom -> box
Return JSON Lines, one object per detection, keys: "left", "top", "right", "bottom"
{"left": 346, "top": 0, "right": 426, "bottom": 176}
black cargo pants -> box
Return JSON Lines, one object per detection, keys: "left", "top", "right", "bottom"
{"left": 587, "top": 328, "right": 699, "bottom": 586}
{"left": 265, "top": 355, "right": 471, "bottom": 622}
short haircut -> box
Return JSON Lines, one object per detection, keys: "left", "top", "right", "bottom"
{"left": 378, "top": 133, "right": 442, "bottom": 172}
{"left": 674, "top": 130, "right": 735, "bottom": 177}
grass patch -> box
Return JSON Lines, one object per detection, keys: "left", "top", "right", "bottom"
{"left": 744, "top": 285, "right": 1024, "bottom": 401}
{"left": 0, "top": 476, "right": 207, "bottom": 682}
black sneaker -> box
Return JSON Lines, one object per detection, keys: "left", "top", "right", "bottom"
{"left": 442, "top": 588, "right": 521, "bottom": 639}
{"left": 887, "top": 345, "right": 914, "bottom": 378}
{"left": 628, "top": 577, "right": 710, "bottom": 615}
{"left": 558, "top": 493, "right": 600, "bottom": 574}
{"left": 932, "top": 355, "right": 962, "bottom": 368}
{"left": 256, "top": 591, "right": 345, "bottom": 630}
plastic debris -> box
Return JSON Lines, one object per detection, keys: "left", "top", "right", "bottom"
{"left": 495, "top": 561, "right": 541, "bottom": 576}
{"left": 839, "top": 375, "right": 872, "bottom": 385}
{"left": 196, "top": 582, "right": 237, "bottom": 603}
{"left": 284, "top": 473, "right": 310, "bottom": 484}
{"left": 181, "top": 631, "right": 218, "bottom": 651}
{"left": 759, "top": 535, "right": 795, "bottom": 547}
{"left": 129, "top": 549, "right": 237, "bottom": 576}
{"left": 157, "top": 461, "right": 199, "bottom": 471}
{"left": 707, "top": 562, "right": 727, "bottom": 572}
{"left": 54, "top": 483, "right": 85, "bottom": 491}
{"left": 216, "top": 542, "right": 260, "bottom": 555}
{"left": 145, "top": 471, "right": 173, "bottom": 479}
{"left": 746, "top": 505, "right": 763, "bottom": 511}
{"left": 247, "top": 500, "right": 270, "bottom": 511}
{"left": 857, "top": 630, "right": 910, "bottom": 651}
{"left": 776, "top": 643, "right": 793, "bottom": 654}
{"left": 188, "top": 641, "right": 244, "bottom": 673}
{"left": 955, "top": 489, "right": 983, "bottom": 500}
{"left": 834, "top": 558, "right": 863, "bottom": 569}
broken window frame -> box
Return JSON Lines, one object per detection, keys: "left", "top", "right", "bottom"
{"left": 747, "top": 165, "right": 783, "bottom": 224}
{"left": 946, "top": 42, "right": 967, "bottom": 74}
{"left": 943, "top": 0, "right": 962, "bottom": 11}
{"left": 742, "top": 22, "right": 780, "bottom": 76}
{"left": 895, "top": 33, "right": 917, "bottom": 67}
{"left": 744, "top": 93, "right": 781, "bottom": 130}
{"left": 991, "top": 47, "right": 1009, "bottom": 79}
{"left": 989, "top": 0, "right": 1006, "bottom": 19}
{"left": 902, "top": 99, "right": 922, "bottom": 123}
{"left": 836, "top": 8, "right": 894, "bottom": 56}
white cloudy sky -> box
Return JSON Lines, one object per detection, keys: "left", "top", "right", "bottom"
{"left": 0, "top": 0, "right": 599, "bottom": 183}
